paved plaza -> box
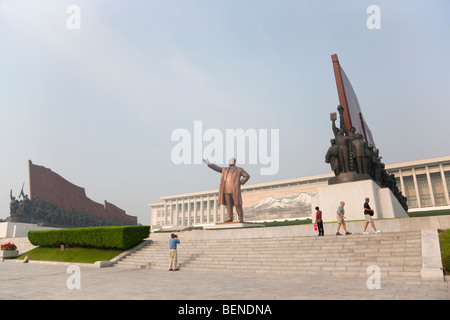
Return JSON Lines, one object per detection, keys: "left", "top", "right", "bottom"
{"left": 1, "top": 260, "right": 449, "bottom": 300}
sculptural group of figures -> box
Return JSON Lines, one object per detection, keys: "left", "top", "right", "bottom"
{"left": 8, "top": 187, "right": 135, "bottom": 227}
{"left": 325, "top": 106, "right": 408, "bottom": 211}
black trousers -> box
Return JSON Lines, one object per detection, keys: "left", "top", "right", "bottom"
{"left": 317, "top": 219, "right": 324, "bottom": 236}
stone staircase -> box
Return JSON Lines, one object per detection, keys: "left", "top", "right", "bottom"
{"left": 113, "top": 231, "right": 423, "bottom": 278}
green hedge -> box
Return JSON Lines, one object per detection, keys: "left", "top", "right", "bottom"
{"left": 28, "top": 226, "right": 150, "bottom": 250}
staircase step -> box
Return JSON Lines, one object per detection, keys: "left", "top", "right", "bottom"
{"left": 113, "top": 231, "right": 423, "bottom": 277}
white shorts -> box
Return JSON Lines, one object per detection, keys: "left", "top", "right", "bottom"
{"left": 364, "top": 214, "right": 373, "bottom": 222}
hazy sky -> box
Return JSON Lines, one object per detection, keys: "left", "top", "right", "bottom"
{"left": 1, "top": 0, "right": 449, "bottom": 226}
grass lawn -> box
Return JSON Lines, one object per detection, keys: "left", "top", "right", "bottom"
{"left": 16, "top": 247, "right": 123, "bottom": 264}
{"left": 438, "top": 229, "right": 450, "bottom": 275}
{"left": 408, "top": 209, "right": 450, "bottom": 218}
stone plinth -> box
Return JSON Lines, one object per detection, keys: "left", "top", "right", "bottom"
{"left": 317, "top": 179, "right": 409, "bottom": 223}
{"left": 421, "top": 229, "right": 444, "bottom": 281}
{"left": 327, "top": 172, "right": 372, "bottom": 185}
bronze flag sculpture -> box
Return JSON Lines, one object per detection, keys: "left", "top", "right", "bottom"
{"left": 203, "top": 158, "right": 250, "bottom": 223}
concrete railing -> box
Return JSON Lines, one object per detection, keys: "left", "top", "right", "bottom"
{"left": 0, "top": 222, "right": 61, "bottom": 238}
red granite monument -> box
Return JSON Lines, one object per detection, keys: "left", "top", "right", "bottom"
{"left": 28, "top": 160, "right": 137, "bottom": 224}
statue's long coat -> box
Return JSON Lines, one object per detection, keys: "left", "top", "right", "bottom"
{"left": 208, "top": 164, "right": 250, "bottom": 206}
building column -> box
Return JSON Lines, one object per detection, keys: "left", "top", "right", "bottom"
{"left": 440, "top": 163, "right": 450, "bottom": 205}
{"left": 398, "top": 169, "right": 405, "bottom": 195}
{"left": 168, "top": 200, "right": 173, "bottom": 225}
{"left": 213, "top": 194, "right": 218, "bottom": 223}
{"left": 181, "top": 198, "right": 185, "bottom": 227}
{"left": 196, "top": 197, "right": 200, "bottom": 224}
{"left": 200, "top": 196, "right": 204, "bottom": 224}
{"left": 166, "top": 200, "right": 169, "bottom": 225}
{"left": 195, "top": 197, "right": 199, "bottom": 224}
{"left": 187, "top": 197, "right": 191, "bottom": 227}
{"left": 169, "top": 200, "right": 173, "bottom": 225}
{"left": 163, "top": 202, "right": 167, "bottom": 226}
{"left": 206, "top": 195, "right": 211, "bottom": 223}
{"left": 192, "top": 198, "right": 195, "bottom": 225}
{"left": 191, "top": 198, "right": 195, "bottom": 226}
{"left": 412, "top": 167, "right": 422, "bottom": 208}
{"left": 175, "top": 199, "right": 179, "bottom": 226}
{"left": 425, "top": 165, "right": 436, "bottom": 207}
{"left": 221, "top": 203, "right": 225, "bottom": 222}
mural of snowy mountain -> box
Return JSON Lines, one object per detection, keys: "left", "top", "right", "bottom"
{"left": 244, "top": 192, "right": 316, "bottom": 220}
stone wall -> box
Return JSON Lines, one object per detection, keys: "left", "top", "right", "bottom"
{"left": 0, "top": 222, "right": 60, "bottom": 238}
{"left": 28, "top": 160, "right": 137, "bottom": 224}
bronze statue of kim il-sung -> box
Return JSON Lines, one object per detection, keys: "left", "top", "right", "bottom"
{"left": 203, "top": 158, "right": 250, "bottom": 223}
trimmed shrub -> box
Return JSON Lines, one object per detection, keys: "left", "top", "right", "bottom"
{"left": 28, "top": 230, "right": 62, "bottom": 248}
{"left": 28, "top": 226, "right": 150, "bottom": 250}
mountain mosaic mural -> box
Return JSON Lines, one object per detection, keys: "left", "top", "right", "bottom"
{"left": 243, "top": 192, "right": 316, "bottom": 221}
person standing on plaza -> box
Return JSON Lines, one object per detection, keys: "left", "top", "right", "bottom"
{"left": 363, "top": 197, "right": 381, "bottom": 234}
{"left": 315, "top": 206, "right": 324, "bottom": 236}
{"left": 169, "top": 233, "right": 180, "bottom": 271}
{"left": 336, "top": 201, "right": 351, "bottom": 236}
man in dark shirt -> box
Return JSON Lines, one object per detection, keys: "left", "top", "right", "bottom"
{"left": 314, "top": 206, "right": 324, "bottom": 236}
{"left": 363, "top": 197, "right": 381, "bottom": 234}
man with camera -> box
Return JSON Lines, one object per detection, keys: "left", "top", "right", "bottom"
{"left": 169, "top": 233, "right": 180, "bottom": 271}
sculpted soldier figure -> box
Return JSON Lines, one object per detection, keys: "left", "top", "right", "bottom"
{"left": 203, "top": 158, "right": 250, "bottom": 223}
{"left": 348, "top": 127, "right": 358, "bottom": 172}
{"left": 371, "top": 148, "right": 382, "bottom": 183}
{"left": 325, "top": 139, "right": 340, "bottom": 176}
{"left": 366, "top": 144, "right": 374, "bottom": 178}
{"left": 348, "top": 126, "right": 357, "bottom": 141}
{"left": 324, "top": 101, "right": 407, "bottom": 211}
{"left": 351, "top": 133, "right": 369, "bottom": 174}
{"left": 332, "top": 106, "right": 351, "bottom": 173}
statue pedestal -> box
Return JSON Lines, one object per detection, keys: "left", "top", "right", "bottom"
{"left": 317, "top": 179, "right": 408, "bottom": 223}
{"left": 327, "top": 172, "right": 372, "bottom": 185}
{"left": 207, "top": 222, "right": 265, "bottom": 230}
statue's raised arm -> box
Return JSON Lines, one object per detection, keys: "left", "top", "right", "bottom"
{"left": 203, "top": 158, "right": 223, "bottom": 174}
{"left": 337, "top": 105, "right": 349, "bottom": 135}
